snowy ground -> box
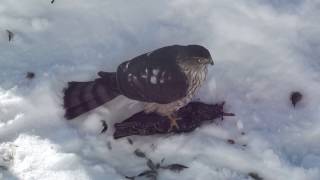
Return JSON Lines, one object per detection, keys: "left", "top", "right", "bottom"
{"left": 1, "top": 0, "right": 320, "bottom": 179}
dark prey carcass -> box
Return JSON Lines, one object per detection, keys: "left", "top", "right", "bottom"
{"left": 114, "top": 101, "right": 234, "bottom": 139}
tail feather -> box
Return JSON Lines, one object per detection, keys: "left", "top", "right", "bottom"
{"left": 63, "top": 72, "right": 119, "bottom": 119}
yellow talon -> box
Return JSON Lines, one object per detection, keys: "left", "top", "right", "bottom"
{"left": 167, "top": 115, "right": 181, "bottom": 132}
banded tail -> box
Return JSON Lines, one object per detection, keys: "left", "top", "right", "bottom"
{"left": 63, "top": 72, "right": 120, "bottom": 119}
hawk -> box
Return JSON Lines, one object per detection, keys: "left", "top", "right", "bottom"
{"left": 64, "top": 44, "right": 213, "bottom": 130}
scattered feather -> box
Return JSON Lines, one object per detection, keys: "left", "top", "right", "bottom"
{"left": 161, "top": 164, "right": 188, "bottom": 173}
{"left": 26, "top": 72, "right": 35, "bottom": 79}
{"left": 290, "top": 91, "right": 302, "bottom": 107}
{"left": 125, "top": 176, "right": 135, "bottom": 180}
{"left": 227, "top": 139, "right": 235, "bottom": 144}
{"left": 125, "top": 170, "right": 158, "bottom": 180}
{"left": 248, "top": 172, "right": 263, "bottom": 180}
{"left": 100, "top": 120, "right": 108, "bottom": 133}
{"left": 137, "top": 170, "right": 157, "bottom": 177}
{"left": 147, "top": 159, "right": 156, "bottom": 171}
{"left": 127, "top": 138, "right": 133, "bottom": 145}
{"left": 6, "top": 30, "right": 14, "bottom": 42}
{"left": 125, "top": 154, "right": 187, "bottom": 179}
{"left": 134, "top": 149, "right": 146, "bottom": 158}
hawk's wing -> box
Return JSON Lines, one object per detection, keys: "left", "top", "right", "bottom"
{"left": 114, "top": 45, "right": 189, "bottom": 104}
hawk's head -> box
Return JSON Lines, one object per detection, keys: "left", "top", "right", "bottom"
{"left": 177, "top": 45, "right": 214, "bottom": 67}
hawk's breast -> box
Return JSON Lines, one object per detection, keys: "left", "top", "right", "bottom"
{"left": 143, "top": 64, "right": 208, "bottom": 116}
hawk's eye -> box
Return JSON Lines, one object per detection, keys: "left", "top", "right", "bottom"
{"left": 197, "top": 58, "right": 205, "bottom": 64}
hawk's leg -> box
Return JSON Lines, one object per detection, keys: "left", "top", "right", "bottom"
{"left": 167, "top": 114, "right": 181, "bottom": 132}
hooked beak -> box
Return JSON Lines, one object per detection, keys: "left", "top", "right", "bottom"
{"left": 210, "top": 58, "right": 214, "bottom": 65}
{"left": 207, "top": 57, "right": 214, "bottom": 65}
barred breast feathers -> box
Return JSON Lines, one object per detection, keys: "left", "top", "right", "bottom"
{"left": 143, "top": 62, "right": 208, "bottom": 116}
{"left": 177, "top": 62, "right": 208, "bottom": 105}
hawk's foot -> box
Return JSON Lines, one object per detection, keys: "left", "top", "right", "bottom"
{"left": 167, "top": 115, "right": 181, "bottom": 132}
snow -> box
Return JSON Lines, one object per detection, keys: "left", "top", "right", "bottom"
{"left": 1, "top": 0, "right": 320, "bottom": 180}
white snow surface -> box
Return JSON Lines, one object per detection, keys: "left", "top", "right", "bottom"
{"left": 1, "top": 0, "right": 320, "bottom": 180}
